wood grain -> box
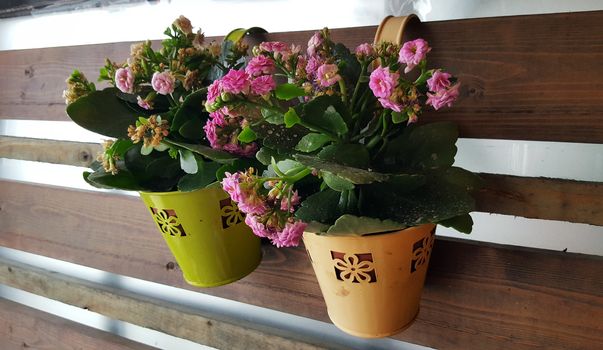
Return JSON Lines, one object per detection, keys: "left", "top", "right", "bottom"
{"left": 0, "top": 258, "right": 325, "bottom": 350}
{"left": 1, "top": 11, "right": 603, "bottom": 143}
{"left": 0, "top": 298, "right": 152, "bottom": 350}
{"left": 476, "top": 173, "right": 603, "bottom": 226}
{"left": 1, "top": 180, "right": 601, "bottom": 349}
{"left": 0, "top": 135, "right": 100, "bottom": 167}
{"left": 2, "top": 135, "right": 602, "bottom": 225}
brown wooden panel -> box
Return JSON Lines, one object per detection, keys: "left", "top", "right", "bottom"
{"left": 476, "top": 173, "right": 603, "bottom": 226}
{"left": 1, "top": 180, "right": 601, "bottom": 349}
{"left": 1, "top": 11, "right": 603, "bottom": 143}
{"left": 0, "top": 259, "right": 325, "bottom": 350}
{"left": 3, "top": 135, "right": 603, "bottom": 225}
{"left": 0, "top": 135, "right": 100, "bottom": 167}
{"left": 0, "top": 298, "right": 152, "bottom": 350}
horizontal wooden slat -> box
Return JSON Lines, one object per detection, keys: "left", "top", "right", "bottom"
{"left": 2, "top": 136, "right": 602, "bottom": 225}
{"left": 0, "top": 135, "right": 100, "bottom": 167}
{"left": 0, "top": 298, "right": 152, "bottom": 350}
{"left": 1, "top": 11, "right": 603, "bottom": 143}
{"left": 1, "top": 180, "right": 601, "bottom": 349}
{"left": 476, "top": 173, "right": 603, "bottom": 226}
{"left": 0, "top": 258, "right": 324, "bottom": 350}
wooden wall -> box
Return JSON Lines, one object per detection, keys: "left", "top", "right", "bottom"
{"left": 0, "top": 10, "right": 602, "bottom": 350}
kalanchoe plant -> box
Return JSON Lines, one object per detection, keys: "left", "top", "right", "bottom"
{"left": 204, "top": 29, "right": 482, "bottom": 247}
{"left": 63, "top": 16, "right": 266, "bottom": 192}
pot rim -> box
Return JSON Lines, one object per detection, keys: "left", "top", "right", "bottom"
{"left": 139, "top": 182, "right": 220, "bottom": 196}
{"left": 303, "top": 222, "right": 436, "bottom": 241}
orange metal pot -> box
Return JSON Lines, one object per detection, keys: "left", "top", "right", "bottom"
{"left": 303, "top": 224, "right": 436, "bottom": 338}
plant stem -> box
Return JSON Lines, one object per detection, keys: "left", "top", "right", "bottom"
{"left": 338, "top": 79, "right": 348, "bottom": 104}
{"left": 350, "top": 63, "right": 367, "bottom": 110}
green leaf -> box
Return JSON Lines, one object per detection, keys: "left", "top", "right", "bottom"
{"left": 439, "top": 214, "right": 474, "bottom": 234}
{"left": 167, "top": 140, "right": 238, "bottom": 164}
{"left": 322, "top": 171, "right": 355, "bottom": 191}
{"left": 215, "top": 158, "right": 264, "bottom": 181}
{"left": 238, "top": 126, "right": 257, "bottom": 143}
{"left": 66, "top": 88, "right": 140, "bottom": 138}
{"left": 145, "top": 156, "right": 182, "bottom": 179}
{"left": 325, "top": 215, "right": 406, "bottom": 236}
{"left": 261, "top": 108, "right": 284, "bottom": 125}
{"left": 295, "top": 133, "right": 332, "bottom": 153}
{"left": 256, "top": 147, "right": 285, "bottom": 166}
{"left": 284, "top": 107, "right": 301, "bottom": 128}
{"left": 317, "top": 144, "right": 370, "bottom": 168}
{"left": 83, "top": 170, "right": 144, "bottom": 191}
{"left": 377, "top": 122, "right": 459, "bottom": 172}
{"left": 179, "top": 149, "right": 198, "bottom": 174}
{"left": 110, "top": 139, "right": 134, "bottom": 157}
{"left": 171, "top": 89, "right": 207, "bottom": 133}
{"left": 177, "top": 161, "right": 220, "bottom": 191}
{"left": 332, "top": 43, "right": 361, "bottom": 85}
{"left": 441, "top": 167, "right": 484, "bottom": 191}
{"left": 178, "top": 119, "right": 204, "bottom": 141}
{"left": 391, "top": 111, "right": 408, "bottom": 124}
{"left": 295, "top": 189, "right": 342, "bottom": 224}
{"left": 295, "top": 154, "right": 389, "bottom": 184}
{"left": 360, "top": 175, "right": 475, "bottom": 227}
{"left": 275, "top": 83, "right": 306, "bottom": 100}
{"left": 251, "top": 123, "right": 307, "bottom": 151}
{"left": 301, "top": 95, "right": 351, "bottom": 133}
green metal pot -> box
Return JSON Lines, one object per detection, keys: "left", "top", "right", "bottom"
{"left": 139, "top": 184, "right": 261, "bottom": 287}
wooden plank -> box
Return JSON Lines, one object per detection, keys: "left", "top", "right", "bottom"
{"left": 0, "top": 259, "right": 326, "bottom": 350}
{"left": 2, "top": 136, "right": 603, "bottom": 225}
{"left": 476, "top": 173, "right": 603, "bottom": 226}
{"left": 0, "top": 135, "right": 100, "bottom": 167}
{"left": 0, "top": 298, "right": 152, "bottom": 350}
{"left": 1, "top": 11, "right": 603, "bottom": 143}
{"left": 1, "top": 180, "right": 601, "bottom": 349}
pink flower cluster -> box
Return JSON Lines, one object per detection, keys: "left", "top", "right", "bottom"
{"left": 222, "top": 171, "right": 306, "bottom": 247}
{"left": 115, "top": 68, "right": 134, "bottom": 93}
{"left": 425, "top": 70, "right": 461, "bottom": 110}
{"left": 368, "top": 38, "right": 459, "bottom": 115}
{"left": 203, "top": 107, "right": 258, "bottom": 157}
{"left": 151, "top": 71, "right": 175, "bottom": 95}
{"left": 205, "top": 68, "right": 276, "bottom": 110}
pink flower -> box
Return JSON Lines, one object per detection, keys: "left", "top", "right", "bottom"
{"left": 203, "top": 118, "right": 220, "bottom": 148}
{"left": 316, "top": 64, "right": 341, "bottom": 88}
{"left": 220, "top": 69, "right": 250, "bottom": 95}
{"left": 245, "top": 215, "right": 273, "bottom": 238}
{"left": 399, "top": 38, "right": 431, "bottom": 73}
{"left": 369, "top": 66, "right": 399, "bottom": 99}
{"left": 221, "top": 172, "right": 244, "bottom": 203}
{"left": 280, "top": 191, "right": 300, "bottom": 212}
{"left": 273, "top": 220, "right": 306, "bottom": 248}
{"left": 115, "top": 67, "right": 134, "bottom": 93}
{"left": 427, "top": 70, "right": 452, "bottom": 92}
{"left": 426, "top": 83, "right": 460, "bottom": 110}
{"left": 378, "top": 97, "right": 403, "bottom": 112}
{"left": 245, "top": 55, "right": 275, "bottom": 77}
{"left": 206, "top": 80, "right": 221, "bottom": 104}
{"left": 151, "top": 71, "right": 175, "bottom": 95}
{"left": 250, "top": 75, "right": 276, "bottom": 95}
{"left": 136, "top": 96, "right": 153, "bottom": 110}
{"left": 305, "top": 56, "right": 324, "bottom": 80}
{"left": 209, "top": 109, "right": 226, "bottom": 126}
{"left": 259, "top": 41, "right": 289, "bottom": 56}
{"left": 307, "top": 32, "right": 323, "bottom": 56}
{"left": 355, "top": 43, "right": 374, "bottom": 58}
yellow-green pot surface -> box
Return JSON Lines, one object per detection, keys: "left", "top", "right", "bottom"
{"left": 139, "top": 184, "right": 261, "bottom": 287}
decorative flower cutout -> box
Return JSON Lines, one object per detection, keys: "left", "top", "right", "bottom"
{"left": 152, "top": 209, "right": 184, "bottom": 236}
{"left": 333, "top": 253, "right": 376, "bottom": 284}
{"left": 411, "top": 233, "right": 435, "bottom": 272}
{"left": 220, "top": 199, "right": 244, "bottom": 228}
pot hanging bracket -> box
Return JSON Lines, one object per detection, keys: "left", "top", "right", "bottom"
{"left": 373, "top": 14, "right": 419, "bottom": 45}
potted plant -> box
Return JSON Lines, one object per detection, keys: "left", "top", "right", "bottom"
{"left": 63, "top": 16, "right": 266, "bottom": 287}
{"left": 204, "top": 16, "right": 481, "bottom": 337}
